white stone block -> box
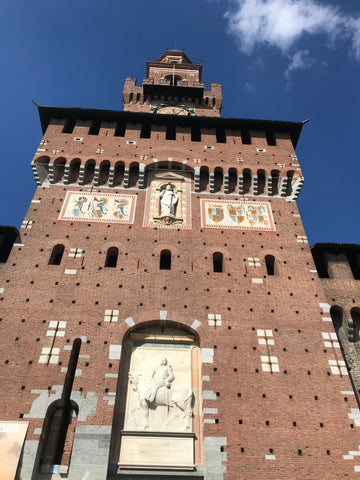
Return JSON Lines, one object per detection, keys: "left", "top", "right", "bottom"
{"left": 257, "top": 329, "right": 265, "bottom": 336}
{"left": 49, "top": 321, "right": 58, "bottom": 328}
{"left": 201, "top": 348, "right": 214, "bottom": 363}
{"left": 208, "top": 314, "right": 215, "bottom": 320}
{"left": 203, "top": 408, "right": 218, "bottom": 414}
{"left": 261, "top": 356, "right": 269, "bottom": 362}
{"left": 262, "top": 364, "right": 271, "bottom": 372}
{"left": 267, "top": 339, "right": 275, "bottom": 345}
{"left": 49, "top": 356, "right": 58, "bottom": 364}
{"left": 41, "top": 347, "right": 51, "bottom": 354}
{"left": 271, "top": 364, "right": 280, "bottom": 373}
{"left": 330, "top": 366, "right": 340, "bottom": 375}
{"left": 322, "top": 317, "right": 331, "bottom": 322}
{"left": 125, "top": 316, "right": 135, "bottom": 327}
{"left": 59, "top": 321, "right": 67, "bottom": 329}
{"left": 191, "top": 319, "right": 201, "bottom": 331}
{"left": 105, "top": 309, "right": 112, "bottom": 315}
{"left": 265, "top": 455, "right": 276, "bottom": 460}
{"left": 208, "top": 320, "right": 215, "bottom": 326}
{"left": 319, "top": 302, "right": 331, "bottom": 313}
{"left": 265, "top": 329, "right": 273, "bottom": 336}
{"left": 258, "top": 339, "right": 266, "bottom": 345}
{"left": 56, "top": 331, "right": 65, "bottom": 337}
{"left": 104, "top": 316, "right": 111, "bottom": 322}
{"left": 109, "top": 345, "right": 122, "bottom": 360}
{"left": 64, "top": 269, "right": 77, "bottom": 275}
{"left": 252, "top": 278, "right": 263, "bottom": 283}
{"left": 46, "top": 330, "right": 55, "bottom": 337}
{"left": 324, "top": 342, "right": 332, "bottom": 348}
{"left": 38, "top": 355, "right": 48, "bottom": 364}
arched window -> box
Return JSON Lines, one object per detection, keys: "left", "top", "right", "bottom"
{"left": 257, "top": 169, "right": 265, "bottom": 195}
{"left": 114, "top": 162, "right": 125, "bottom": 187}
{"left": 49, "top": 245, "right": 64, "bottom": 265}
{"left": 228, "top": 168, "right": 237, "bottom": 194}
{"left": 83, "top": 159, "right": 95, "bottom": 185}
{"left": 285, "top": 170, "right": 295, "bottom": 196}
{"left": 265, "top": 255, "right": 275, "bottom": 276}
{"left": 271, "top": 170, "right": 280, "bottom": 196}
{"left": 163, "top": 74, "right": 183, "bottom": 86}
{"left": 68, "top": 158, "right": 81, "bottom": 184}
{"left": 213, "top": 252, "right": 223, "bottom": 272}
{"left": 34, "top": 156, "right": 50, "bottom": 184}
{"left": 129, "top": 163, "right": 139, "bottom": 188}
{"left": 98, "top": 160, "right": 110, "bottom": 186}
{"left": 160, "top": 250, "right": 171, "bottom": 270}
{"left": 53, "top": 157, "right": 66, "bottom": 183}
{"left": 214, "top": 167, "right": 223, "bottom": 193}
{"left": 105, "top": 247, "right": 118, "bottom": 268}
{"left": 243, "top": 169, "right": 251, "bottom": 194}
{"left": 199, "top": 166, "right": 209, "bottom": 192}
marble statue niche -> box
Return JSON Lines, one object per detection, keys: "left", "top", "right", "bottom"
{"left": 118, "top": 329, "right": 199, "bottom": 470}
{"left": 144, "top": 171, "right": 192, "bottom": 228}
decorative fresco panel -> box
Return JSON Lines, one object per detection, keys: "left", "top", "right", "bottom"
{"left": 143, "top": 171, "right": 192, "bottom": 229}
{"left": 200, "top": 199, "right": 275, "bottom": 231}
{"left": 59, "top": 192, "right": 137, "bottom": 224}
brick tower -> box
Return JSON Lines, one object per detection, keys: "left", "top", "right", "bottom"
{"left": 1, "top": 50, "right": 360, "bottom": 479}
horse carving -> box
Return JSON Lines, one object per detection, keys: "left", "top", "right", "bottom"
{"left": 128, "top": 372, "right": 193, "bottom": 431}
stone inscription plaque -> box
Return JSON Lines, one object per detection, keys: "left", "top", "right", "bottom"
{"left": 200, "top": 199, "right": 275, "bottom": 231}
{"left": 119, "top": 434, "right": 194, "bottom": 470}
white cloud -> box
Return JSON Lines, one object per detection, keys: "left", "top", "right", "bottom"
{"left": 225, "top": 0, "right": 360, "bottom": 63}
{"left": 285, "top": 49, "right": 314, "bottom": 77}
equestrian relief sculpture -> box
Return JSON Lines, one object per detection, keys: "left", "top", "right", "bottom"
{"left": 128, "top": 357, "right": 193, "bottom": 432}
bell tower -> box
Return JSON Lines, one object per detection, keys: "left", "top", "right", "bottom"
{"left": 123, "top": 50, "right": 222, "bottom": 116}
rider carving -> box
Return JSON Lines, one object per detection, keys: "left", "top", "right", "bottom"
{"left": 145, "top": 357, "right": 175, "bottom": 403}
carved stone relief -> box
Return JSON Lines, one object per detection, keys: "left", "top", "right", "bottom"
{"left": 125, "top": 344, "right": 193, "bottom": 432}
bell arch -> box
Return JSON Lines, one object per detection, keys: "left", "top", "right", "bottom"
{"left": 109, "top": 320, "right": 202, "bottom": 472}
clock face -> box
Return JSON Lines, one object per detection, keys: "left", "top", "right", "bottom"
{"left": 157, "top": 106, "right": 189, "bottom": 115}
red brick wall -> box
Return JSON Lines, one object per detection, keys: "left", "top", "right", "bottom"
{"left": 1, "top": 119, "right": 359, "bottom": 479}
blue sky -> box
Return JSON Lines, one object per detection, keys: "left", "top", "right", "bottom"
{"left": 2, "top": 0, "right": 359, "bottom": 244}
